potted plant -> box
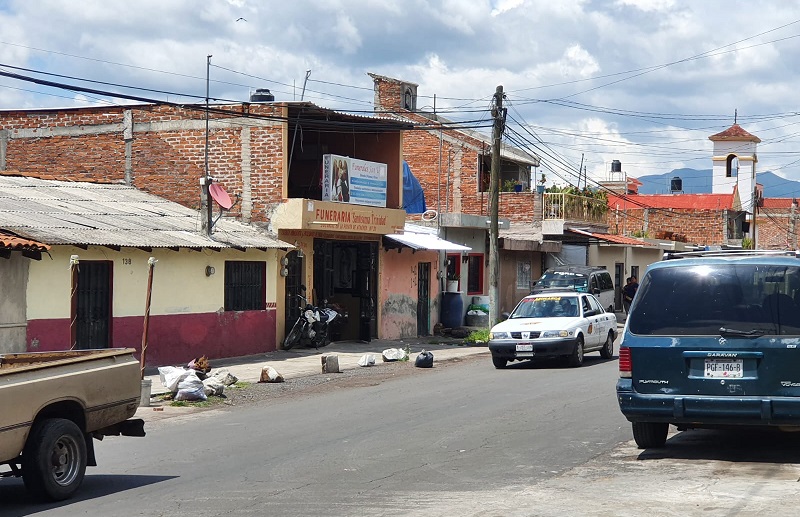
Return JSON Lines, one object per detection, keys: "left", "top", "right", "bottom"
{"left": 446, "top": 272, "right": 460, "bottom": 292}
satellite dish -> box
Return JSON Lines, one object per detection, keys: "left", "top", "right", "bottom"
{"left": 209, "top": 183, "right": 233, "bottom": 210}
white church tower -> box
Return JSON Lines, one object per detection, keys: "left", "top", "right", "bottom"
{"left": 709, "top": 122, "right": 760, "bottom": 227}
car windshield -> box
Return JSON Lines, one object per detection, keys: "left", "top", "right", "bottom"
{"left": 629, "top": 264, "right": 800, "bottom": 336}
{"left": 536, "top": 271, "right": 589, "bottom": 292}
{"left": 510, "top": 296, "right": 579, "bottom": 318}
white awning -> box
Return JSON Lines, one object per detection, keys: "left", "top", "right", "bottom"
{"left": 384, "top": 232, "right": 471, "bottom": 251}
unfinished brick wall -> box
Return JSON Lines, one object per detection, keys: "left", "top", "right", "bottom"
{"left": 756, "top": 209, "right": 798, "bottom": 250}
{"left": 606, "top": 207, "right": 725, "bottom": 245}
{"left": 373, "top": 75, "right": 535, "bottom": 223}
{"left": 0, "top": 103, "right": 285, "bottom": 222}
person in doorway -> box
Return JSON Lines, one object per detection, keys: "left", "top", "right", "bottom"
{"left": 623, "top": 276, "right": 638, "bottom": 314}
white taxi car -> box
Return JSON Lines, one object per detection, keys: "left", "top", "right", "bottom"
{"left": 488, "top": 290, "right": 617, "bottom": 368}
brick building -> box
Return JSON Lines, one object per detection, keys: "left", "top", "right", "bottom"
{"left": 0, "top": 99, "right": 468, "bottom": 348}
{"left": 369, "top": 73, "right": 560, "bottom": 315}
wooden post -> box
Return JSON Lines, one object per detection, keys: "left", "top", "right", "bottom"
{"left": 69, "top": 255, "right": 79, "bottom": 350}
{"left": 140, "top": 257, "right": 157, "bottom": 380}
{"left": 489, "top": 86, "right": 504, "bottom": 326}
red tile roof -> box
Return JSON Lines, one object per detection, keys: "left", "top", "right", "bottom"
{"left": 709, "top": 123, "right": 761, "bottom": 143}
{"left": 761, "top": 198, "right": 799, "bottom": 209}
{"left": 607, "top": 192, "right": 734, "bottom": 210}
{"left": 0, "top": 231, "right": 50, "bottom": 251}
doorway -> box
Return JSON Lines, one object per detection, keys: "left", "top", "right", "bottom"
{"left": 74, "top": 261, "right": 112, "bottom": 349}
{"left": 614, "top": 263, "right": 624, "bottom": 312}
{"left": 313, "top": 239, "right": 378, "bottom": 342}
{"left": 417, "top": 262, "right": 431, "bottom": 336}
{"left": 284, "top": 250, "right": 304, "bottom": 335}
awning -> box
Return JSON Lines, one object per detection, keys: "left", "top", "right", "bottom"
{"left": 384, "top": 232, "right": 471, "bottom": 251}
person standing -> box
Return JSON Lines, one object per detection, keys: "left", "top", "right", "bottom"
{"left": 623, "top": 276, "right": 638, "bottom": 314}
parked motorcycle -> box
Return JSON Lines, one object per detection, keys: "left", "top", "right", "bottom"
{"left": 283, "top": 290, "right": 340, "bottom": 350}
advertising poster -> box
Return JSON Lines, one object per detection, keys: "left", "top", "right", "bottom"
{"left": 321, "top": 154, "right": 387, "bottom": 207}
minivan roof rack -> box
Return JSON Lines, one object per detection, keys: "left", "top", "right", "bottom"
{"left": 662, "top": 249, "right": 800, "bottom": 261}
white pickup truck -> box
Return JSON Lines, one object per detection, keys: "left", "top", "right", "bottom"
{"left": 0, "top": 348, "right": 145, "bottom": 501}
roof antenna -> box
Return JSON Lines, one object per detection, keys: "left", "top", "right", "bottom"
{"left": 734, "top": 108, "right": 738, "bottom": 124}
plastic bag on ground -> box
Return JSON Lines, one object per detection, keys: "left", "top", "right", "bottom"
{"left": 382, "top": 348, "right": 408, "bottom": 362}
{"left": 358, "top": 354, "right": 376, "bottom": 367}
{"left": 175, "top": 370, "right": 207, "bottom": 401}
{"left": 158, "top": 366, "right": 190, "bottom": 392}
{"left": 202, "top": 376, "right": 225, "bottom": 396}
{"left": 415, "top": 350, "right": 434, "bottom": 368}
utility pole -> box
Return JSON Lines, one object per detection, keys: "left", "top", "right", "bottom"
{"left": 202, "top": 54, "right": 213, "bottom": 236}
{"left": 489, "top": 86, "right": 505, "bottom": 325}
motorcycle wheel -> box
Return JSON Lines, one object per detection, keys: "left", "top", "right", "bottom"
{"left": 283, "top": 320, "right": 303, "bottom": 350}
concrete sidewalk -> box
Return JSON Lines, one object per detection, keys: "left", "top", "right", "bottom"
{"left": 142, "top": 336, "right": 489, "bottom": 398}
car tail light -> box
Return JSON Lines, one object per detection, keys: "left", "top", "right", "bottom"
{"left": 618, "top": 346, "right": 631, "bottom": 378}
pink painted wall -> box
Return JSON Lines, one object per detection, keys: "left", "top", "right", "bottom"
{"left": 379, "top": 248, "right": 441, "bottom": 339}
{"left": 27, "top": 310, "right": 277, "bottom": 367}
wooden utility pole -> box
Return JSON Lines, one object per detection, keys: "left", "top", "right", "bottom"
{"left": 489, "top": 86, "right": 505, "bottom": 325}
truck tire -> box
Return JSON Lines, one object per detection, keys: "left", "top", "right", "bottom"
{"left": 632, "top": 422, "right": 669, "bottom": 449}
{"left": 22, "top": 418, "right": 87, "bottom": 501}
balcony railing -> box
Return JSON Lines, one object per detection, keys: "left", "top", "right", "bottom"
{"left": 543, "top": 192, "right": 607, "bottom": 225}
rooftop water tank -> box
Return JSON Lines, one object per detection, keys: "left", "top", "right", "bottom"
{"left": 671, "top": 176, "right": 683, "bottom": 192}
{"left": 611, "top": 160, "right": 622, "bottom": 173}
{"left": 250, "top": 88, "right": 275, "bottom": 102}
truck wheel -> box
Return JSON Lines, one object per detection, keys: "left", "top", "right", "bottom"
{"left": 492, "top": 356, "right": 507, "bottom": 369}
{"left": 22, "top": 418, "right": 87, "bottom": 501}
{"left": 632, "top": 422, "right": 669, "bottom": 449}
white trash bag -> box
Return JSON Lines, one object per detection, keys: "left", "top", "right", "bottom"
{"left": 358, "top": 354, "right": 376, "bottom": 367}
{"left": 175, "top": 370, "right": 207, "bottom": 401}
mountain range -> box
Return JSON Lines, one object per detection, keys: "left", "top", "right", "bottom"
{"left": 635, "top": 169, "right": 800, "bottom": 199}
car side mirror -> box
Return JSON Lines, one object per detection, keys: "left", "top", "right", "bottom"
{"left": 584, "top": 309, "right": 597, "bottom": 317}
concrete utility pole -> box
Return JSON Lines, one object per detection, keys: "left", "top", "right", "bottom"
{"left": 489, "top": 86, "right": 505, "bottom": 325}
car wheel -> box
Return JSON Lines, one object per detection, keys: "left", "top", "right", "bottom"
{"left": 568, "top": 336, "right": 584, "bottom": 367}
{"left": 600, "top": 331, "right": 614, "bottom": 359}
{"left": 22, "top": 418, "right": 87, "bottom": 502}
{"left": 492, "top": 356, "right": 507, "bottom": 369}
{"left": 631, "top": 422, "right": 669, "bottom": 449}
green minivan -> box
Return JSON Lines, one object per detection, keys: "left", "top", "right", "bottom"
{"left": 617, "top": 250, "right": 800, "bottom": 448}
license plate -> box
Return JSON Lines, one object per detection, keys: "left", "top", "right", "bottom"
{"left": 516, "top": 343, "right": 533, "bottom": 352}
{"left": 704, "top": 359, "right": 743, "bottom": 378}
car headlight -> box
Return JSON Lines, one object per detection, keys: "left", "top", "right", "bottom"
{"left": 490, "top": 331, "right": 510, "bottom": 339}
{"left": 541, "top": 330, "right": 573, "bottom": 338}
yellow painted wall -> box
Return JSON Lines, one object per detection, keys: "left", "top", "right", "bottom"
{"left": 27, "top": 246, "right": 281, "bottom": 319}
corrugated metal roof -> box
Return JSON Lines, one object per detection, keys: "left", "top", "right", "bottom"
{"left": 0, "top": 175, "right": 291, "bottom": 250}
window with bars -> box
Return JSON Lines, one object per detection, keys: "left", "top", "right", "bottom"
{"left": 225, "top": 261, "right": 266, "bottom": 311}
{"left": 517, "top": 261, "right": 532, "bottom": 290}
{"left": 467, "top": 254, "right": 484, "bottom": 294}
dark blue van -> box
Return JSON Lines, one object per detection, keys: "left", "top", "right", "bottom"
{"left": 617, "top": 250, "right": 800, "bottom": 448}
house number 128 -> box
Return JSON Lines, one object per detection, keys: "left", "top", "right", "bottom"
{"left": 122, "top": 258, "right": 132, "bottom": 265}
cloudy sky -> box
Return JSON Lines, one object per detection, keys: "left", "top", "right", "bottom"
{"left": 2, "top": 0, "right": 800, "bottom": 193}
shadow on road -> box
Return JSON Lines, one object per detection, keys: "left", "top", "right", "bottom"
{"left": 0, "top": 474, "right": 177, "bottom": 516}
{"left": 638, "top": 427, "right": 800, "bottom": 464}
{"left": 497, "top": 355, "right": 618, "bottom": 370}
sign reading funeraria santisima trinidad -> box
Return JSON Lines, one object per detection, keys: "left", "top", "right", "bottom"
{"left": 273, "top": 199, "right": 405, "bottom": 235}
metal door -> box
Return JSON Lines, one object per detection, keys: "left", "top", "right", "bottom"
{"left": 357, "top": 242, "right": 377, "bottom": 341}
{"left": 284, "top": 250, "right": 304, "bottom": 333}
{"left": 76, "top": 261, "right": 112, "bottom": 349}
{"left": 614, "top": 263, "right": 624, "bottom": 311}
{"left": 417, "top": 262, "right": 431, "bottom": 336}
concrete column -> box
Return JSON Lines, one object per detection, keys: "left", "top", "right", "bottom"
{"left": 123, "top": 110, "right": 133, "bottom": 185}
{"left": 240, "top": 126, "right": 252, "bottom": 223}
{"left": 0, "top": 130, "right": 7, "bottom": 170}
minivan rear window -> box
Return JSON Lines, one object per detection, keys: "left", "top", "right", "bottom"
{"left": 536, "top": 271, "right": 589, "bottom": 292}
{"left": 629, "top": 264, "right": 800, "bottom": 336}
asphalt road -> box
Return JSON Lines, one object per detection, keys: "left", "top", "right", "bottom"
{"left": 3, "top": 352, "right": 800, "bottom": 516}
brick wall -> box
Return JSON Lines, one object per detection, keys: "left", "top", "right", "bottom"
{"left": 373, "top": 76, "right": 535, "bottom": 223}
{"left": 606, "top": 206, "right": 725, "bottom": 245}
{"left": 757, "top": 209, "right": 799, "bottom": 250}
{"left": 0, "top": 103, "right": 285, "bottom": 222}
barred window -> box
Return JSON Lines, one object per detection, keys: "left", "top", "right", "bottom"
{"left": 517, "top": 261, "right": 532, "bottom": 290}
{"left": 224, "top": 261, "right": 266, "bottom": 311}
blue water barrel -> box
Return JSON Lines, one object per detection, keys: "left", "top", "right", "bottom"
{"left": 441, "top": 292, "right": 464, "bottom": 329}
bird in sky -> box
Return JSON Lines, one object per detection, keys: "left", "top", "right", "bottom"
{"left": 236, "top": 17, "right": 247, "bottom": 22}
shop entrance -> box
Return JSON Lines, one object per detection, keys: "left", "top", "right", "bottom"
{"left": 313, "top": 239, "right": 378, "bottom": 342}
